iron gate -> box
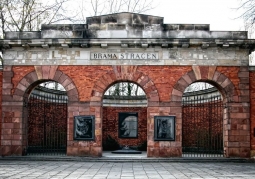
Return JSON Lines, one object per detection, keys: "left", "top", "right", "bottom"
{"left": 26, "top": 86, "right": 68, "bottom": 155}
{"left": 182, "top": 95, "right": 223, "bottom": 157}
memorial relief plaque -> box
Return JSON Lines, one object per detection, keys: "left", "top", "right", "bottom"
{"left": 154, "top": 116, "right": 175, "bottom": 141}
{"left": 118, "top": 112, "right": 138, "bottom": 138}
{"left": 74, "top": 115, "right": 95, "bottom": 140}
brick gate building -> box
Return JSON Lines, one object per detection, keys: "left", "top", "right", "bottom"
{"left": 0, "top": 12, "right": 255, "bottom": 158}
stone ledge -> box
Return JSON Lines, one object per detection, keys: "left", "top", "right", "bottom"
{"left": 0, "top": 155, "right": 252, "bottom": 163}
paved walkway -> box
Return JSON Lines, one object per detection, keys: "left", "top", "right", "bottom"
{"left": 0, "top": 160, "right": 254, "bottom": 179}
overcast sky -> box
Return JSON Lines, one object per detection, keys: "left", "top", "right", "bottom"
{"left": 148, "top": 0, "right": 244, "bottom": 31}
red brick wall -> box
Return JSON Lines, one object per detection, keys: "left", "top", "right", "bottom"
{"left": 3, "top": 65, "right": 249, "bottom": 158}
{"left": 217, "top": 67, "right": 240, "bottom": 95}
{"left": 58, "top": 66, "right": 193, "bottom": 102}
{"left": 250, "top": 72, "right": 255, "bottom": 155}
{"left": 58, "top": 66, "right": 112, "bottom": 101}
{"left": 102, "top": 107, "right": 147, "bottom": 147}
{"left": 12, "top": 66, "right": 35, "bottom": 94}
{"left": 10, "top": 66, "right": 242, "bottom": 103}
{"left": 0, "top": 71, "right": 2, "bottom": 154}
{"left": 137, "top": 66, "right": 192, "bottom": 101}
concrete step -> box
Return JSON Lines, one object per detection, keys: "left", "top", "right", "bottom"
{"left": 0, "top": 156, "right": 252, "bottom": 163}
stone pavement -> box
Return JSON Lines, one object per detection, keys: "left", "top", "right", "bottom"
{"left": 0, "top": 160, "right": 255, "bottom": 179}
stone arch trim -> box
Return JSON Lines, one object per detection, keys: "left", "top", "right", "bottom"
{"left": 13, "top": 65, "right": 79, "bottom": 102}
{"left": 171, "top": 66, "right": 238, "bottom": 102}
{"left": 90, "top": 66, "right": 159, "bottom": 104}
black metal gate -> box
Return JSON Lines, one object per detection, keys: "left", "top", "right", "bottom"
{"left": 26, "top": 86, "right": 68, "bottom": 155}
{"left": 182, "top": 94, "right": 223, "bottom": 157}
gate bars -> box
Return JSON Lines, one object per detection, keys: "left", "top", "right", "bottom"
{"left": 26, "top": 86, "right": 68, "bottom": 155}
{"left": 182, "top": 95, "right": 223, "bottom": 157}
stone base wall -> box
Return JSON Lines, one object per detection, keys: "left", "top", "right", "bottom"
{"left": 147, "top": 105, "right": 183, "bottom": 157}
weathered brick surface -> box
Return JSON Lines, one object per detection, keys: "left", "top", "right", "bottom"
{"left": 58, "top": 66, "right": 112, "bottom": 101}
{"left": 12, "top": 66, "right": 34, "bottom": 93}
{"left": 0, "top": 65, "right": 252, "bottom": 158}
{"left": 250, "top": 71, "right": 255, "bottom": 157}
{"left": 137, "top": 66, "right": 191, "bottom": 101}
{"left": 199, "top": 66, "right": 209, "bottom": 80}
{"left": 217, "top": 67, "right": 240, "bottom": 95}
{"left": 10, "top": 66, "right": 241, "bottom": 104}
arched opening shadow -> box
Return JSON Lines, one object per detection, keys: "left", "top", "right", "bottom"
{"left": 182, "top": 82, "right": 223, "bottom": 157}
{"left": 23, "top": 81, "right": 68, "bottom": 155}
{"left": 102, "top": 81, "right": 147, "bottom": 155}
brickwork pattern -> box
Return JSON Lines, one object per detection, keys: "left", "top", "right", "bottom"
{"left": 12, "top": 66, "right": 35, "bottom": 95}
{"left": 226, "top": 67, "right": 250, "bottom": 158}
{"left": 102, "top": 107, "right": 147, "bottom": 147}
{"left": 169, "top": 66, "right": 250, "bottom": 157}
{"left": 1, "top": 65, "right": 81, "bottom": 156}
{"left": 58, "top": 66, "right": 112, "bottom": 101}
{"left": 250, "top": 72, "right": 255, "bottom": 157}
{"left": 0, "top": 71, "right": 2, "bottom": 155}
{"left": 22, "top": 65, "right": 241, "bottom": 104}
{"left": 0, "top": 65, "right": 251, "bottom": 158}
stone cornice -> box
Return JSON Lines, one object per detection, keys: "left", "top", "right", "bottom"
{"left": 1, "top": 12, "right": 255, "bottom": 53}
{"left": 1, "top": 38, "right": 255, "bottom": 52}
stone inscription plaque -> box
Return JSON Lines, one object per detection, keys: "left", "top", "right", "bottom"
{"left": 91, "top": 52, "right": 158, "bottom": 60}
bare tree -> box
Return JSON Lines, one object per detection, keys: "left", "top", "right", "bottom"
{"left": 237, "top": 0, "right": 255, "bottom": 27}
{"left": 0, "top": 0, "right": 74, "bottom": 38}
{"left": 0, "top": 0, "right": 7, "bottom": 38}
{"left": 244, "top": 21, "right": 255, "bottom": 64}
{"left": 106, "top": 82, "right": 145, "bottom": 97}
{"left": 0, "top": 0, "right": 156, "bottom": 94}
{"left": 235, "top": 1, "right": 255, "bottom": 64}
{"left": 76, "top": 0, "right": 156, "bottom": 22}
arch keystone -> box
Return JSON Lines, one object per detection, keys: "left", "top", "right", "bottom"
{"left": 192, "top": 66, "right": 201, "bottom": 80}
{"left": 34, "top": 66, "right": 43, "bottom": 79}
{"left": 208, "top": 66, "right": 217, "bottom": 79}
{"left": 42, "top": 66, "right": 51, "bottom": 79}
{"left": 199, "top": 66, "right": 209, "bottom": 79}
{"left": 49, "top": 66, "right": 58, "bottom": 79}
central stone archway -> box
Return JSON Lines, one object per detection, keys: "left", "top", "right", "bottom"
{"left": 102, "top": 81, "right": 148, "bottom": 153}
{"left": 90, "top": 66, "right": 159, "bottom": 157}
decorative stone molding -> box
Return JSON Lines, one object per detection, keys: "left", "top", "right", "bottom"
{"left": 13, "top": 66, "right": 79, "bottom": 102}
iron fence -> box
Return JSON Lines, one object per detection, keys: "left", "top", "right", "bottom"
{"left": 182, "top": 95, "right": 223, "bottom": 157}
{"left": 26, "top": 86, "right": 68, "bottom": 155}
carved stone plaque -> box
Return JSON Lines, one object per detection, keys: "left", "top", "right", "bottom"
{"left": 74, "top": 115, "right": 95, "bottom": 140}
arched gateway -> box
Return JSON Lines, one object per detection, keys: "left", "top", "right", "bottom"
{"left": 0, "top": 12, "right": 255, "bottom": 158}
